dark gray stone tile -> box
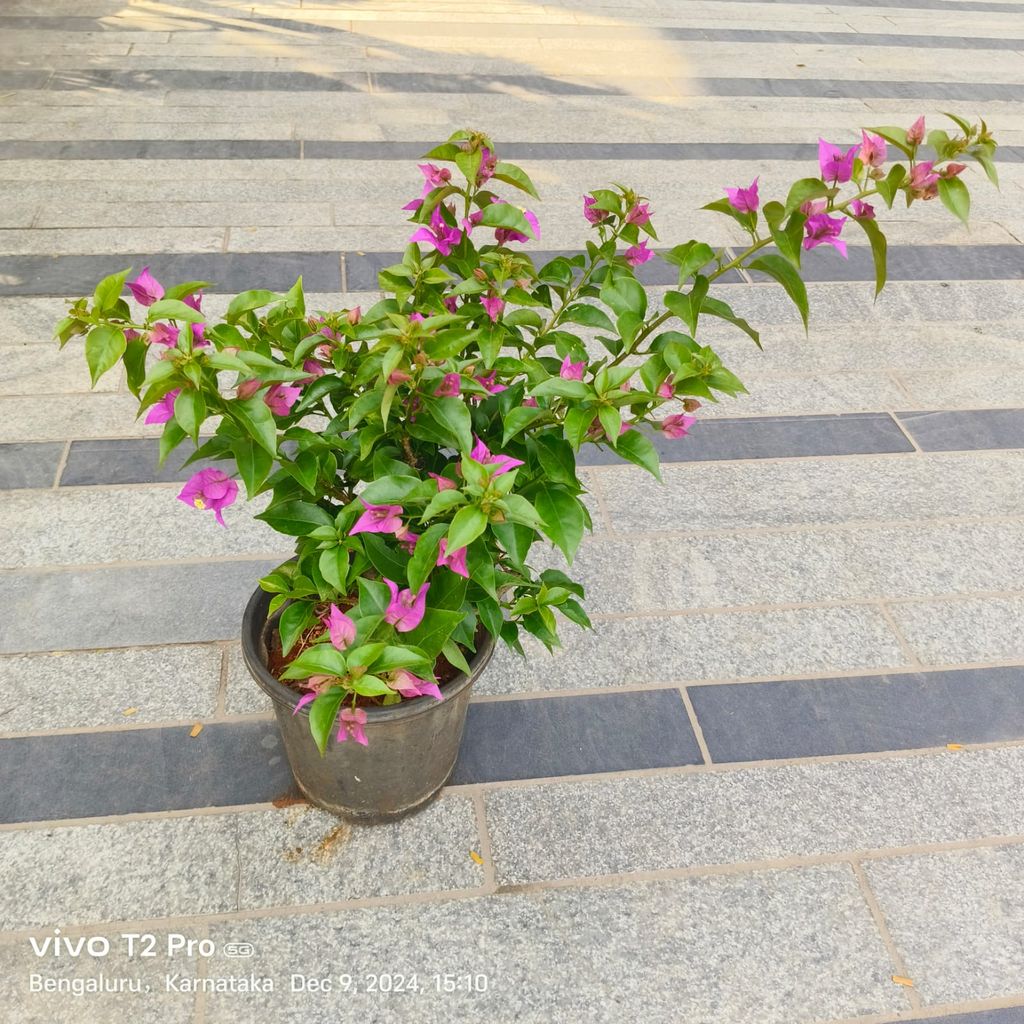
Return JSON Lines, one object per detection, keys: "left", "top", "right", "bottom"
{"left": 578, "top": 413, "right": 913, "bottom": 466}
{"left": 688, "top": 666, "right": 1024, "bottom": 763}
{"left": 712, "top": 0, "right": 1023, "bottom": 11}
{"left": 898, "top": 409, "right": 1024, "bottom": 452}
{"left": 0, "top": 721, "right": 295, "bottom": 824}
{"left": 0, "top": 252, "right": 341, "bottom": 297}
{"left": 47, "top": 69, "right": 369, "bottom": 93}
{"left": 0, "top": 560, "right": 280, "bottom": 653}
{"left": 60, "top": 438, "right": 216, "bottom": 486}
{"left": 664, "top": 27, "right": 1024, "bottom": 51}
{"left": 0, "top": 441, "right": 62, "bottom": 489}
{"left": 0, "top": 140, "right": 299, "bottom": 160}
{"left": 452, "top": 689, "right": 702, "bottom": 784}
{"left": 889, "top": 1010, "right": 1024, "bottom": 1024}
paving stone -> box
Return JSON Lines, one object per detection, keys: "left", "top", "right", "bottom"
{"left": 865, "top": 845, "right": 1024, "bottom": 1006}
{"left": 889, "top": 596, "right": 1024, "bottom": 665}
{"left": 594, "top": 452, "right": 1024, "bottom": 532}
{"left": 0, "top": 718, "right": 295, "bottom": 823}
{"left": 0, "top": 933, "right": 198, "bottom": 1024}
{"left": 564, "top": 521, "right": 1024, "bottom": 614}
{"left": 203, "top": 865, "right": 904, "bottom": 1024}
{"left": 452, "top": 689, "right": 701, "bottom": 783}
{"left": 0, "top": 644, "right": 221, "bottom": 732}
{"left": 697, "top": 372, "right": 910, "bottom": 417}
{"left": 225, "top": 641, "right": 273, "bottom": 714}
{"left": 59, "top": 437, "right": 219, "bottom": 486}
{"left": 0, "top": 815, "right": 239, "bottom": 929}
{"left": 688, "top": 665, "right": 1024, "bottom": 762}
{"left": 0, "top": 342, "right": 122, "bottom": 396}
{"left": 898, "top": 369, "right": 1024, "bottom": 410}
{"left": 476, "top": 605, "right": 907, "bottom": 695}
{"left": 236, "top": 796, "right": 484, "bottom": 908}
{"left": 0, "top": 442, "right": 62, "bottom": 488}
{"left": 0, "top": 559, "right": 280, "bottom": 653}
{"left": 2, "top": 488, "right": 285, "bottom": 567}
{"left": 899, "top": 408, "right": 1024, "bottom": 450}
{"left": 485, "top": 746, "right": 1024, "bottom": 884}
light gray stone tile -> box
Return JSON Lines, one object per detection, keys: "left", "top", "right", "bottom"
{"left": 0, "top": 645, "right": 221, "bottom": 733}
{"left": 225, "top": 643, "right": 273, "bottom": 715}
{"left": 486, "top": 747, "right": 1024, "bottom": 885}
{"left": 889, "top": 596, "right": 1024, "bottom": 665}
{"left": 33, "top": 201, "right": 333, "bottom": 229}
{"left": 237, "top": 796, "right": 484, "bottom": 908}
{"left": 0, "top": 933, "right": 199, "bottom": 1024}
{"left": 0, "top": 394, "right": 161, "bottom": 442}
{"left": 562, "top": 520, "right": 1024, "bottom": 614}
{"left": 698, "top": 371, "right": 908, "bottom": 417}
{"left": 0, "top": 815, "right": 238, "bottom": 930}
{"left": 897, "top": 368, "right": 1024, "bottom": 410}
{"left": 1, "top": 488, "right": 285, "bottom": 568}
{"left": 204, "top": 866, "right": 904, "bottom": 1024}
{"left": 477, "top": 605, "right": 907, "bottom": 695}
{"left": 865, "top": 844, "right": 1024, "bottom": 1006}
{"left": 0, "top": 342, "right": 121, "bottom": 396}
{"left": 0, "top": 227, "right": 226, "bottom": 256}
{"left": 594, "top": 452, "right": 1024, "bottom": 532}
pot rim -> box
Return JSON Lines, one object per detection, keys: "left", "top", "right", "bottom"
{"left": 241, "top": 585, "right": 495, "bottom": 724}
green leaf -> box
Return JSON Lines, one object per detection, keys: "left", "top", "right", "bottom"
{"left": 600, "top": 275, "right": 647, "bottom": 319}
{"left": 970, "top": 145, "right": 998, "bottom": 188}
{"left": 478, "top": 203, "right": 537, "bottom": 239}
{"left": 84, "top": 325, "right": 126, "bottom": 386}
{"left": 93, "top": 267, "right": 131, "bottom": 312}
{"left": 158, "top": 419, "right": 186, "bottom": 465}
{"left": 407, "top": 522, "right": 447, "bottom": 592}
{"left": 491, "top": 521, "right": 534, "bottom": 567}
{"left": 531, "top": 377, "right": 590, "bottom": 401}
{"left": 308, "top": 688, "right": 345, "bottom": 754}
{"left": 425, "top": 395, "right": 473, "bottom": 453}
{"left": 748, "top": 254, "right": 809, "bottom": 332}
{"left": 230, "top": 395, "right": 278, "bottom": 456}
{"left": 403, "top": 608, "right": 466, "bottom": 658}
{"left": 867, "top": 125, "right": 913, "bottom": 158}
{"left": 442, "top": 638, "right": 472, "bottom": 675}
{"left": 501, "top": 493, "right": 545, "bottom": 530}
{"left": 279, "top": 600, "right": 316, "bottom": 656}
{"left": 373, "top": 645, "right": 433, "bottom": 673}
{"left": 563, "top": 406, "right": 593, "bottom": 450}
{"left": 256, "top": 500, "right": 334, "bottom": 536}
{"left": 562, "top": 303, "right": 614, "bottom": 331}
{"left": 173, "top": 388, "right": 206, "bottom": 443}
{"left": 448, "top": 505, "right": 487, "bottom": 551}
{"left": 664, "top": 276, "right": 708, "bottom": 336}
{"left": 421, "top": 487, "right": 467, "bottom": 521}
{"left": 147, "top": 298, "right": 206, "bottom": 324}
{"left": 784, "top": 178, "right": 831, "bottom": 214}
{"left": 616, "top": 429, "right": 661, "bottom": 480}
{"left": 662, "top": 241, "right": 715, "bottom": 285}
{"left": 122, "top": 338, "right": 148, "bottom": 397}
{"left": 533, "top": 484, "right": 586, "bottom": 562}
{"left": 226, "top": 289, "right": 280, "bottom": 322}
{"left": 360, "top": 533, "right": 409, "bottom": 584}
{"left": 853, "top": 215, "right": 888, "bottom": 299}
{"left": 874, "top": 164, "right": 906, "bottom": 209}
{"left": 502, "top": 405, "right": 545, "bottom": 445}
{"left": 280, "top": 643, "right": 348, "bottom": 680}
{"left": 938, "top": 176, "right": 970, "bottom": 225}
{"left": 232, "top": 436, "right": 273, "bottom": 498}
{"left": 491, "top": 161, "right": 539, "bottom": 198}
{"left": 318, "top": 546, "right": 349, "bottom": 591}
{"left": 597, "top": 405, "right": 621, "bottom": 444}
{"left": 359, "top": 474, "right": 422, "bottom": 505}
{"left": 357, "top": 577, "right": 392, "bottom": 617}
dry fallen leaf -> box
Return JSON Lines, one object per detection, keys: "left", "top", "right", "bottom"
{"left": 189, "top": 723, "right": 204, "bottom": 738}
{"left": 121, "top": 707, "right": 139, "bottom": 717}
{"left": 946, "top": 743, "right": 963, "bottom": 750}
{"left": 469, "top": 850, "right": 485, "bottom": 866}
{"left": 892, "top": 975, "right": 914, "bottom": 987}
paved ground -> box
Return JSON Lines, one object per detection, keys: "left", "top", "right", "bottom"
{"left": 2, "top": 0, "right": 1024, "bottom": 1022}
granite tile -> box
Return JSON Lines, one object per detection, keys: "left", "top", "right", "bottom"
{"left": 476, "top": 606, "right": 907, "bottom": 695}
{"left": 225, "top": 642, "right": 273, "bottom": 715}
{"left": 60, "top": 438, "right": 216, "bottom": 486}
{"left": 0, "top": 442, "right": 62, "bottom": 489}
{"left": 866, "top": 845, "right": 1024, "bottom": 1006}
{"left": 688, "top": 665, "right": 1024, "bottom": 763}
{"left": 0, "top": 644, "right": 221, "bottom": 733}
{"left": 204, "top": 866, "right": 904, "bottom": 1023}
{"left": 899, "top": 408, "right": 1024, "bottom": 450}
{"left": 452, "top": 689, "right": 701, "bottom": 783}
{"left": 0, "top": 719, "right": 295, "bottom": 824}
{"left": 0, "top": 559, "right": 280, "bottom": 653}
{"left": 486, "top": 746, "right": 1024, "bottom": 884}
{"left": 889, "top": 596, "right": 1024, "bottom": 665}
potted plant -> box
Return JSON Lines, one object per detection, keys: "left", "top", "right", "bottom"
{"left": 55, "top": 117, "right": 997, "bottom": 819}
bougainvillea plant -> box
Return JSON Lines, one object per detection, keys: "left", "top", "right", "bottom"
{"left": 56, "top": 115, "right": 997, "bottom": 751}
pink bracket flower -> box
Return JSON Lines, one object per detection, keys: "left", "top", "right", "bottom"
{"left": 818, "top": 139, "right": 857, "bottom": 184}
{"left": 560, "top": 355, "right": 586, "bottom": 381}
{"left": 390, "top": 669, "right": 443, "bottom": 701}
{"left": 324, "top": 604, "right": 356, "bottom": 651}
{"left": 437, "top": 538, "right": 470, "bottom": 578}
{"left": 661, "top": 414, "right": 696, "bottom": 439}
{"left": 144, "top": 388, "right": 180, "bottom": 425}
{"left": 803, "top": 213, "right": 848, "bottom": 257}
{"left": 470, "top": 437, "right": 524, "bottom": 477}
{"left": 625, "top": 240, "right": 653, "bottom": 267}
{"left": 178, "top": 468, "right": 239, "bottom": 527}
{"left": 264, "top": 383, "right": 301, "bottom": 416}
{"left": 337, "top": 707, "right": 368, "bottom": 746}
{"left": 859, "top": 131, "right": 887, "bottom": 168}
{"left": 725, "top": 178, "right": 759, "bottom": 213}
{"left": 126, "top": 266, "right": 164, "bottom": 306}
{"left": 410, "top": 206, "right": 463, "bottom": 256}
{"left": 384, "top": 579, "right": 430, "bottom": 632}
{"left": 350, "top": 502, "right": 404, "bottom": 536}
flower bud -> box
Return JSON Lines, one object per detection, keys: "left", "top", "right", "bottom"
{"left": 236, "top": 378, "right": 262, "bottom": 400}
{"left": 346, "top": 306, "right": 361, "bottom": 325}
{"left": 682, "top": 398, "right": 703, "bottom": 413}
{"left": 473, "top": 268, "right": 488, "bottom": 281}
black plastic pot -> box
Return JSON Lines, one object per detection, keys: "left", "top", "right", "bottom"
{"left": 241, "top": 587, "right": 494, "bottom": 820}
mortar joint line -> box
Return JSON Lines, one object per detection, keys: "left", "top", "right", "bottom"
{"left": 850, "top": 858, "right": 922, "bottom": 1013}
{"left": 221, "top": 226, "right": 231, "bottom": 254}
{"left": 50, "top": 439, "right": 71, "bottom": 489}
{"left": 214, "top": 646, "right": 230, "bottom": 717}
{"left": 678, "top": 687, "right": 714, "bottom": 765}
{"left": 886, "top": 409, "right": 922, "bottom": 453}
{"left": 470, "top": 791, "right": 498, "bottom": 893}
{"left": 875, "top": 600, "right": 923, "bottom": 668}
{"left": 339, "top": 251, "right": 348, "bottom": 293}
